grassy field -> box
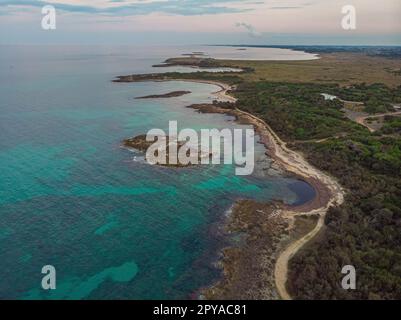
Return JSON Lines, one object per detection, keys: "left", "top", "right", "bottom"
{"left": 218, "top": 53, "right": 401, "bottom": 87}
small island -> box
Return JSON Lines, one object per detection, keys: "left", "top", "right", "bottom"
{"left": 150, "top": 57, "right": 251, "bottom": 72}
{"left": 123, "top": 135, "right": 211, "bottom": 167}
{"left": 135, "top": 91, "right": 191, "bottom": 99}
{"left": 152, "top": 57, "right": 221, "bottom": 68}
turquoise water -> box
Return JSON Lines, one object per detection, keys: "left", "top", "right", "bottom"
{"left": 0, "top": 45, "right": 315, "bottom": 299}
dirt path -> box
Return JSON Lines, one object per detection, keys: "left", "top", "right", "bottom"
{"left": 234, "top": 108, "right": 344, "bottom": 300}
{"left": 194, "top": 80, "right": 345, "bottom": 300}
{"left": 274, "top": 214, "right": 325, "bottom": 299}
{"left": 355, "top": 111, "right": 401, "bottom": 132}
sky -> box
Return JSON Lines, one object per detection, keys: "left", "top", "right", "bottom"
{"left": 0, "top": 0, "right": 400, "bottom": 45}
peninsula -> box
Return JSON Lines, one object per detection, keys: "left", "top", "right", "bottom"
{"left": 135, "top": 91, "right": 191, "bottom": 99}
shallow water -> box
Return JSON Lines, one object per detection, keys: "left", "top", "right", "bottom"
{"left": 0, "top": 45, "right": 315, "bottom": 299}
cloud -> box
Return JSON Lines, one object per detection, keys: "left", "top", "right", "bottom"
{"left": 235, "top": 22, "right": 262, "bottom": 37}
{"left": 0, "top": 0, "right": 258, "bottom": 16}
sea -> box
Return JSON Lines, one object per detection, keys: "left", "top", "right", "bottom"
{"left": 0, "top": 45, "right": 316, "bottom": 299}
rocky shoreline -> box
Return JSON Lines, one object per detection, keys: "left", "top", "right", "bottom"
{"left": 186, "top": 101, "right": 344, "bottom": 300}
{"left": 182, "top": 101, "right": 343, "bottom": 299}
{"left": 123, "top": 134, "right": 212, "bottom": 168}
{"left": 114, "top": 73, "right": 345, "bottom": 300}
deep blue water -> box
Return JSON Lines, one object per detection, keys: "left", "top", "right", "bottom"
{"left": 0, "top": 45, "right": 315, "bottom": 299}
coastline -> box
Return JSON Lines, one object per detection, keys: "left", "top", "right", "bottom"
{"left": 183, "top": 79, "right": 345, "bottom": 299}
{"left": 115, "top": 76, "right": 345, "bottom": 299}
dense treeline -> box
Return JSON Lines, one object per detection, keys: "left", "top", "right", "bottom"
{"left": 114, "top": 71, "right": 243, "bottom": 85}
{"left": 331, "top": 83, "right": 401, "bottom": 114}
{"left": 287, "top": 137, "right": 401, "bottom": 299}
{"left": 233, "top": 82, "right": 401, "bottom": 299}
{"left": 235, "top": 82, "right": 364, "bottom": 140}
{"left": 380, "top": 116, "right": 401, "bottom": 135}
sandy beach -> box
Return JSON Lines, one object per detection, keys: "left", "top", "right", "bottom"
{"left": 191, "top": 80, "right": 345, "bottom": 300}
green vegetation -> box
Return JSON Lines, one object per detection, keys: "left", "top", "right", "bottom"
{"left": 135, "top": 90, "right": 191, "bottom": 99}
{"left": 380, "top": 115, "right": 401, "bottom": 135}
{"left": 218, "top": 53, "right": 401, "bottom": 88}
{"left": 288, "top": 137, "right": 401, "bottom": 299}
{"left": 152, "top": 57, "right": 255, "bottom": 72}
{"left": 234, "top": 82, "right": 362, "bottom": 140}
{"left": 232, "top": 81, "right": 401, "bottom": 299}
{"left": 113, "top": 71, "right": 243, "bottom": 85}
{"left": 330, "top": 83, "right": 401, "bottom": 114}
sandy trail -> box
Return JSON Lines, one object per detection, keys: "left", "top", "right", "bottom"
{"left": 232, "top": 107, "right": 344, "bottom": 299}
{"left": 207, "top": 81, "right": 345, "bottom": 300}
{"left": 355, "top": 111, "right": 401, "bottom": 132}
